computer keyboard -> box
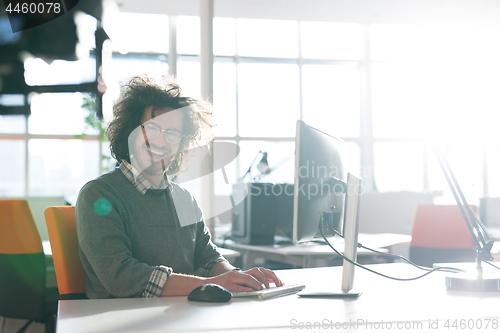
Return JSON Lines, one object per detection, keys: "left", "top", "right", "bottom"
{"left": 232, "top": 284, "right": 306, "bottom": 300}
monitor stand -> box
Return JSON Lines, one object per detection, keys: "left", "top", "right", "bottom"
{"left": 298, "top": 173, "right": 363, "bottom": 299}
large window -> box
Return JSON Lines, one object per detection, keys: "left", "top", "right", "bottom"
{"left": 174, "top": 16, "right": 500, "bottom": 205}
{"left": 370, "top": 24, "right": 500, "bottom": 204}
{"left": 0, "top": 13, "right": 170, "bottom": 203}
{"left": 1, "top": 12, "right": 499, "bottom": 208}
{"left": 175, "top": 16, "right": 363, "bottom": 196}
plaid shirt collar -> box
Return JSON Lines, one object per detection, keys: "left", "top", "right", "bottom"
{"left": 119, "top": 160, "right": 171, "bottom": 195}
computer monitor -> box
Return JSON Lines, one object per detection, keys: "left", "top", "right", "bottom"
{"left": 293, "top": 120, "right": 363, "bottom": 296}
{"left": 292, "top": 120, "right": 347, "bottom": 243}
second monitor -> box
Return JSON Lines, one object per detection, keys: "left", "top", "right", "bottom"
{"left": 231, "top": 120, "right": 354, "bottom": 245}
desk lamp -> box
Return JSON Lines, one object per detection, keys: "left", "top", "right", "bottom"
{"left": 238, "top": 151, "right": 270, "bottom": 182}
{"left": 256, "top": 152, "right": 271, "bottom": 175}
{"left": 435, "top": 149, "right": 500, "bottom": 291}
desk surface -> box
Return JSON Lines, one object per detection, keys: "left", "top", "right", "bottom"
{"left": 42, "top": 240, "right": 241, "bottom": 258}
{"left": 56, "top": 263, "right": 500, "bottom": 333}
{"left": 218, "top": 233, "right": 409, "bottom": 269}
{"left": 220, "top": 233, "right": 410, "bottom": 255}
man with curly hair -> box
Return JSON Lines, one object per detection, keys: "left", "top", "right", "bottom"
{"left": 76, "top": 75, "right": 283, "bottom": 298}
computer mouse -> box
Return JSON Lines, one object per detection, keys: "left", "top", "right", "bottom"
{"left": 188, "top": 284, "right": 232, "bottom": 303}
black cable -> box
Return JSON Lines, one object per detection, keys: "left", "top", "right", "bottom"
{"left": 319, "top": 219, "right": 465, "bottom": 281}
{"left": 484, "top": 261, "right": 500, "bottom": 272}
{"left": 328, "top": 227, "right": 462, "bottom": 273}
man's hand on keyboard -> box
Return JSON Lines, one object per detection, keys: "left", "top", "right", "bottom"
{"left": 243, "top": 267, "right": 284, "bottom": 289}
{"left": 207, "top": 267, "right": 284, "bottom": 293}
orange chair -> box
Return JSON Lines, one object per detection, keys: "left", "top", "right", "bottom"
{"left": 410, "top": 205, "right": 476, "bottom": 267}
{"left": 44, "top": 206, "right": 87, "bottom": 299}
{"left": 0, "top": 199, "right": 57, "bottom": 333}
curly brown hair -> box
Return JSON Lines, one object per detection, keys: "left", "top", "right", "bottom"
{"left": 106, "top": 75, "right": 214, "bottom": 175}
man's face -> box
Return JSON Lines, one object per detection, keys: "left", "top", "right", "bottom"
{"left": 128, "top": 106, "right": 184, "bottom": 181}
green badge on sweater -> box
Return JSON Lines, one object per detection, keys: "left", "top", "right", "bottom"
{"left": 94, "top": 198, "right": 112, "bottom": 216}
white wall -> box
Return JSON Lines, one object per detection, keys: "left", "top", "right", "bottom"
{"left": 358, "top": 191, "right": 434, "bottom": 235}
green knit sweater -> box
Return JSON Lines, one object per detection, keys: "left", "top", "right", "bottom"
{"left": 75, "top": 168, "right": 221, "bottom": 298}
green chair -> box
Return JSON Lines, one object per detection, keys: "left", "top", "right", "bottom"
{"left": 0, "top": 199, "right": 58, "bottom": 333}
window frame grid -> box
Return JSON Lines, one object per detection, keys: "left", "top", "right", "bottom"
{"left": 1, "top": 16, "right": 496, "bottom": 201}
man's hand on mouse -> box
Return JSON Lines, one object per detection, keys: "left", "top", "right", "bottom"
{"left": 206, "top": 267, "right": 284, "bottom": 293}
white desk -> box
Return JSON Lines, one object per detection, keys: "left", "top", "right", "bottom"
{"left": 56, "top": 263, "right": 500, "bottom": 333}
{"left": 43, "top": 240, "right": 241, "bottom": 259}
{"left": 43, "top": 240, "right": 53, "bottom": 256}
{"left": 219, "top": 233, "right": 410, "bottom": 269}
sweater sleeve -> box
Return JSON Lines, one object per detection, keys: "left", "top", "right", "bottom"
{"left": 76, "top": 180, "right": 161, "bottom": 298}
{"left": 191, "top": 197, "right": 226, "bottom": 273}
{"left": 193, "top": 257, "right": 229, "bottom": 277}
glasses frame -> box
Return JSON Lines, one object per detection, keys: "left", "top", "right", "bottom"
{"left": 141, "top": 123, "right": 185, "bottom": 144}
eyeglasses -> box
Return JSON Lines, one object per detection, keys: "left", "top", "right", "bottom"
{"left": 141, "top": 123, "right": 184, "bottom": 144}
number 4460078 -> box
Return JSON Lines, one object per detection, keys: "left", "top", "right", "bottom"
{"left": 5, "top": 2, "right": 61, "bottom": 14}
{"left": 444, "top": 319, "right": 498, "bottom": 330}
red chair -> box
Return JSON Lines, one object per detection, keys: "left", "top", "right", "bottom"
{"left": 410, "top": 205, "right": 475, "bottom": 267}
